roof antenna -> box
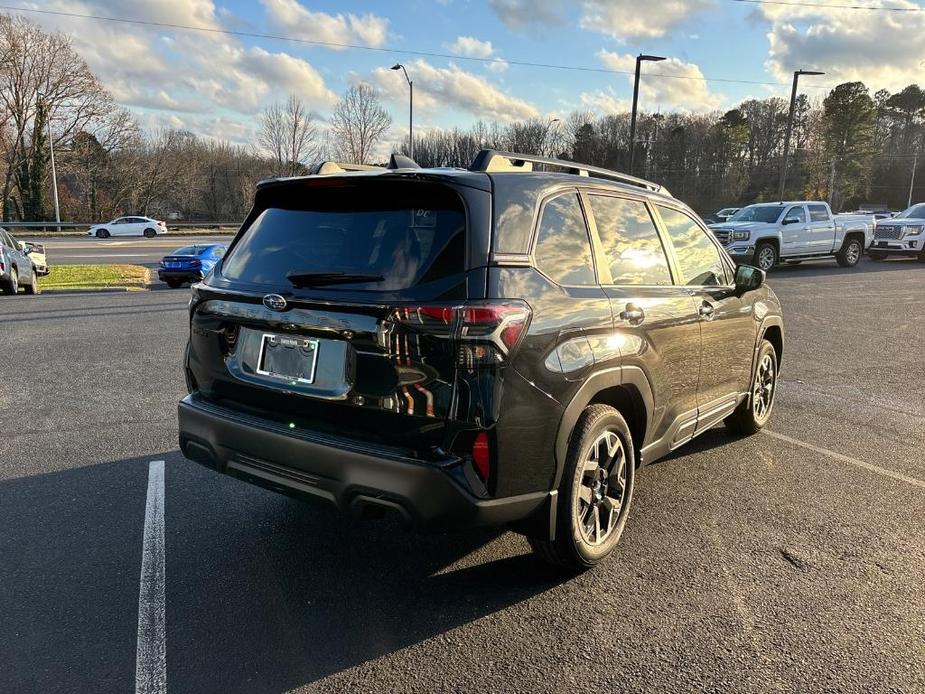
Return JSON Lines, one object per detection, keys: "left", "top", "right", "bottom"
{"left": 388, "top": 153, "right": 420, "bottom": 170}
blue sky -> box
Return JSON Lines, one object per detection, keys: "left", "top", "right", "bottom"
{"left": 21, "top": 0, "right": 925, "bottom": 148}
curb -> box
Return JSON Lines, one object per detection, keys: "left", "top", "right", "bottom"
{"left": 40, "top": 286, "right": 136, "bottom": 294}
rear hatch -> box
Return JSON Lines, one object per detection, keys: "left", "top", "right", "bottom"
{"left": 187, "top": 175, "right": 491, "bottom": 453}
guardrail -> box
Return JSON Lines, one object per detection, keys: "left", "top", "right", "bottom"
{"left": 1, "top": 221, "right": 240, "bottom": 231}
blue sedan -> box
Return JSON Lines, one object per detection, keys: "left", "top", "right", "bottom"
{"left": 158, "top": 244, "right": 227, "bottom": 288}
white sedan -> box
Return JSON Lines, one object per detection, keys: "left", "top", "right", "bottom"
{"left": 87, "top": 216, "right": 168, "bottom": 238}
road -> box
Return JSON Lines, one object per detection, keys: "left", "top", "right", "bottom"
{"left": 1, "top": 258, "right": 923, "bottom": 693}
{"left": 24, "top": 234, "right": 235, "bottom": 265}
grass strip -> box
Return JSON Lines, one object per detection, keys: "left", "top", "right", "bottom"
{"left": 42, "top": 264, "right": 149, "bottom": 290}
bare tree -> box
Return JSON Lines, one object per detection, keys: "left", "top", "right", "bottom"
{"left": 0, "top": 14, "right": 113, "bottom": 220}
{"left": 257, "top": 95, "right": 319, "bottom": 176}
{"left": 329, "top": 84, "right": 392, "bottom": 164}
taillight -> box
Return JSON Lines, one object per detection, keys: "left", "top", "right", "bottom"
{"left": 393, "top": 300, "right": 531, "bottom": 367}
{"left": 472, "top": 432, "right": 490, "bottom": 481}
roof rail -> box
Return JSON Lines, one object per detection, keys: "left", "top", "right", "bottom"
{"left": 469, "top": 149, "right": 669, "bottom": 196}
{"left": 308, "top": 161, "right": 384, "bottom": 175}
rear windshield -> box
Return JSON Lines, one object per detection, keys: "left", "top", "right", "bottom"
{"left": 172, "top": 245, "right": 210, "bottom": 255}
{"left": 222, "top": 181, "right": 466, "bottom": 292}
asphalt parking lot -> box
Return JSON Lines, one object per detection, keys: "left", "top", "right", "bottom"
{"left": 1, "top": 257, "right": 923, "bottom": 693}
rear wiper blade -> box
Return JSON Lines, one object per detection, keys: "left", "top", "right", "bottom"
{"left": 286, "top": 272, "right": 386, "bottom": 287}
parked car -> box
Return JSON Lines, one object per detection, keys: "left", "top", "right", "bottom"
{"left": 20, "top": 240, "right": 48, "bottom": 276}
{"left": 708, "top": 201, "right": 874, "bottom": 271}
{"left": 0, "top": 228, "right": 39, "bottom": 294}
{"left": 158, "top": 244, "right": 227, "bottom": 288}
{"left": 705, "top": 207, "right": 740, "bottom": 224}
{"left": 87, "top": 216, "right": 167, "bottom": 238}
{"left": 178, "top": 151, "right": 784, "bottom": 571}
{"left": 868, "top": 203, "right": 925, "bottom": 261}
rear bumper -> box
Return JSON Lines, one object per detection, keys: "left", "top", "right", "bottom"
{"left": 159, "top": 270, "right": 203, "bottom": 282}
{"left": 177, "top": 395, "right": 547, "bottom": 532}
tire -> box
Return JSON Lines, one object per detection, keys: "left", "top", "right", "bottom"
{"left": 2, "top": 267, "right": 18, "bottom": 295}
{"left": 725, "top": 339, "right": 778, "bottom": 435}
{"left": 528, "top": 404, "right": 635, "bottom": 571}
{"left": 96, "top": 229, "right": 110, "bottom": 239}
{"left": 165, "top": 279, "right": 182, "bottom": 289}
{"left": 754, "top": 242, "right": 778, "bottom": 271}
{"left": 868, "top": 251, "right": 888, "bottom": 261}
{"left": 918, "top": 248, "right": 925, "bottom": 263}
{"left": 836, "top": 236, "right": 863, "bottom": 267}
{"left": 24, "top": 270, "right": 38, "bottom": 295}
{"left": 143, "top": 228, "right": 156, "bottom": 238}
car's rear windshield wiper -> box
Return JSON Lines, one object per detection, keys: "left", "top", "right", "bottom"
{"left": 286, "top": 272, "right": 386, "bottom": 287}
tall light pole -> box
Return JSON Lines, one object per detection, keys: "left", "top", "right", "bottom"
{"left": 909, "top": 154, "right": 918, "bottom": 209}
{"left": 779, "top": 69, "right": 824, "bottom": 200}
{"left": 391, "top": 64, "right": 413, "bottom": 159}
{"left": 629, "top": 54, "right": 665, "bottom": 176}
{"left": 37, "top": 92, "right": 61, "bottom": 230}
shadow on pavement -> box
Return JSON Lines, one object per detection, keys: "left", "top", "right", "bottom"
{"left": 1, "top": 452, "right": 567, "bottom": 693}
{"left": 767, "top": 256, "right": 921, "bottom": 279}
{"left": 166, "top": 454, "right": 567, "bottom": 693}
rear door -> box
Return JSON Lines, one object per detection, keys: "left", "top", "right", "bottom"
{"left": 188, "top": 177, "right": 483, "bottom": 450}
{"left": 806, "top": 203, "right": 836, "bottom": 253}
{"left": 654, "top": 205, "right": 755, "bottom": 433}
{"left": 585, "top": 192, "right": 702, "bottom": 448}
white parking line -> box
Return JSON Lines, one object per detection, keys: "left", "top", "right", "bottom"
{"left": 136, "top": 460, "right": 167, "bottom": 694}
{"left": 763, "top": 430, "right": 925, "bottom": 489}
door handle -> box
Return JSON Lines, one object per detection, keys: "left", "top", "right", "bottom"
{"left": 619, "top": 304, "right": 645, "bottom": 325}
{"left": 698, "top": 302, "right": 715, "bottom": 320}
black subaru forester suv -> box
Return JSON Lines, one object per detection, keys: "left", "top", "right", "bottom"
{"left": 179, "top": 151, "right": 783, "bottom": 570}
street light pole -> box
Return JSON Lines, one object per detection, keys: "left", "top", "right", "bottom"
{"left": 391, "top": 64, "right": 413, "bottom": 160}
{"left": 779, "top": 69, "right": 824, "bottom": 201}
{"left": 38, "top": 93, "right": 61, "bottom": 231}
{"left": 543, "top": 117, "right": 561, "bottom": 156}
{"left": 629, "top": 54, "right": 665, "bottom": 177}
{"left": 909, "top": 154, "right": 918, "bottom": 209}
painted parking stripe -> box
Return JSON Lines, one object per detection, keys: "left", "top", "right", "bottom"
{"left": 136, "top": 460, "right": 167, "bottom": 694}
{"left": 764, "top": 430, "right": 925, "bottom": 489}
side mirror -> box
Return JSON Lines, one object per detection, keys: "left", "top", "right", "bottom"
{"left": 783, "top": 216, "right": 800, "bottom": 225}
{"left": 734, "top": 264, "right": 765, "bottom": 295}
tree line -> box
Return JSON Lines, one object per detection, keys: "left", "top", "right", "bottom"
{"left": 1, "top": 13, "right": 922, "bottom": 225}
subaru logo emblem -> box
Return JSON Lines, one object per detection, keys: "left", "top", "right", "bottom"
{"left": 263, "top": 294, "right": 287, "bottom": 311}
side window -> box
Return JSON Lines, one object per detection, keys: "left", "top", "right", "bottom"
{"left": 0, "top": 230, "right": 12, "bottom": 248}
{"left": 786, "top": 206, "right": 806, "bottom": 224}
{"left": 533, "top": 193, "right": 596, "bottom": 286}
{"left": 657, "top": 206, "right": 728, "bottom": 287}
{"left": 808, "top": 205, "right": 829, "bottom": 222}
{"left": 588, "top": 195, "right": 672, "bottom": 286}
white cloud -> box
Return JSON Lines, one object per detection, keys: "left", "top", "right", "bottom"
{"left": 580, "top": 89, "right": 630, "bottom": 115}
{"left": 759, "top": 1, "right": 925, "bottom": 92}
{"left": 486, "top": 58, "right": 510, "bottom": 73}
{"left": 446, "top": 36, "right": 495, "bottom": 58}
{"left": 260, "top": 0, "right": 389, "bottom": 47}
{"left": 597, "top": 50, "right": 723, "bottom": 111}
{"left": 370, "top": 60, "right": 539, "bottom": 122}
{"left": 488, "top": 0, "right": 563, "bottom": 31}
{"left": 579, "top": 0, "right": 714, "bottom": 40}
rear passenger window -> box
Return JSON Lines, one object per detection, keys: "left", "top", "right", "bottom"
{"left": 657, "top": 206, "right": 728, "bottom": 286}
{"left": 588, "top": 195, "right": 672, "bottom": 286}
{"left": 533, "top": 193, "right": 596, "bottom": 286}
{"left": 808, "top": 205, "right": 829, "bottom": 222}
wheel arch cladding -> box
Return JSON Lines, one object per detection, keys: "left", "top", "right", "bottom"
{"left": 762, "top": 324, "right": 783, "bottom": 368}
{"left": 587, "top": 386, "right": 647, "bottom": 468}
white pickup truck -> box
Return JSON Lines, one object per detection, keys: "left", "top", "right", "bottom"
{"left": 868, "top": 203, "right": 925, "bottom": 261}
{"left": 708, "top": 201, "right": 875, "bottom": 271}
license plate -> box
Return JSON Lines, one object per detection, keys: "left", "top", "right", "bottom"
{"left": 878, "top": 241, "right": 889, "bottom": 247}
{"left": 257, "top": 334, "right": 319, "bottom": 384}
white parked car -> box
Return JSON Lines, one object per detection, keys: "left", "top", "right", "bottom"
{"left": 87, "top": 216, "right": 167, "bottom": 238}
